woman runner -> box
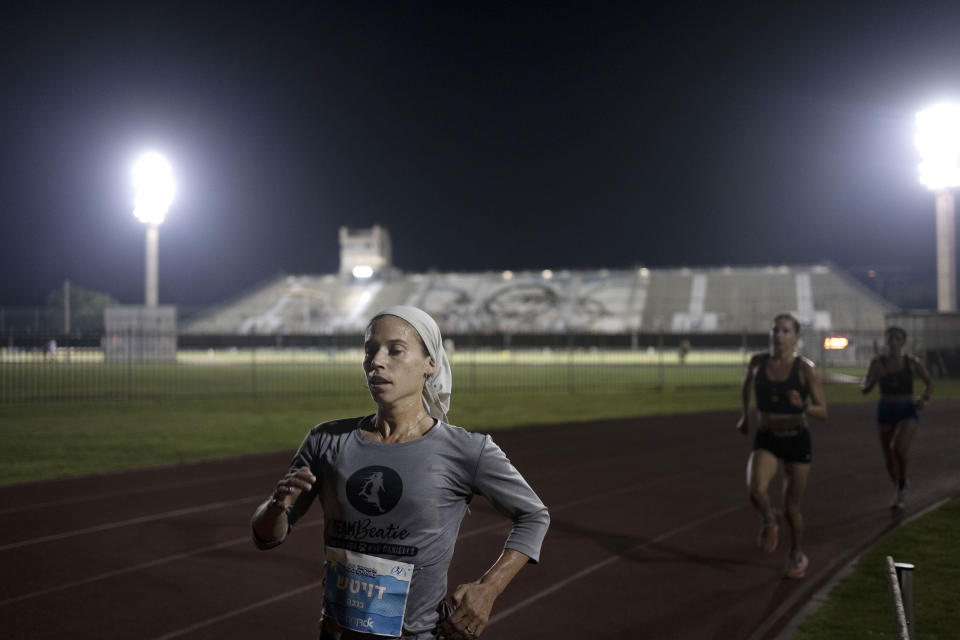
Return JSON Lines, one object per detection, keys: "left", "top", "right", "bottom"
{"left": 737, "top": 313, "right": 827, "bottom": 579}
{"left": 252, "top": 306, "right": 549, "bottom": 639}
{"left": 861, "top": 326, "right": 933, "bottom": 509}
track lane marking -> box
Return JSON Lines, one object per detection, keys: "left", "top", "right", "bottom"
{"left": 143, "top": 505, "right": 746, "bottom": 639}
{"left": 131, "top": 474, "right": 728, "bottom": 639}
{"left": 140, "top": 522, "right": 527, "bottom": 640}
{"left": 0, "top": 496, "right": 262, "bottom": 552}
{"left": 0, "top": 519, "right": 325, "bottom": 607}
{"left": 0, "top": 469, "right": 281, "bottom": 515}
{"left": 149, "top": 580, "right": 324, "bottom": 640}
{"left": 487, "top": 503, "right": 746, "bottom": 627}
{"left": 0, "top": 478, "right": 660, "bottom": 605}
{"left": 0, "top": 455, "right": 640, "bottom": 516}
{"left": 0, "top": 468, "right": 713, "bottom": 608}
{"left": 0, "top": 464, "right": 704, "bottom": 553}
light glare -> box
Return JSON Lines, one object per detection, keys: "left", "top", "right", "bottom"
{"left": 916, "top": 103, "right": 960, "bottom": 190}
{"left": 132, "top": 152, "right": 175, "bottom": 225}
{"left": 352, "top": 265, "right": 374, "bottom": 278}
{"left": 823, "top": 336, "right": 849, "bottom": 350}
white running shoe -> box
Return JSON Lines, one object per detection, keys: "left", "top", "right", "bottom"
{"left": 891, "top": 480, "right": 909, "bottom": 509}
{"left": 783, "top": 552, "right": 809, "bottom": 579}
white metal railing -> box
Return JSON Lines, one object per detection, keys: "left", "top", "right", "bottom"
{"left": 885, "top": 555, "right": 915, "bottom": 640}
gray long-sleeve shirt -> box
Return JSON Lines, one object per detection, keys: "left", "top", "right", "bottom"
{"left": 256, "top": 416, "right": 550, "bottom": 637}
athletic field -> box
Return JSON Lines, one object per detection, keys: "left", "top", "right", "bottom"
{"left": 1, "top": 402, "right": 957, "bottom": 639}
{"left": 0, "top": 346, "right": 866, "bottom": 403}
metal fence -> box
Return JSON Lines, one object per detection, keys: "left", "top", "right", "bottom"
{"left": 0, "top": 328, "right": 914, "bottom": 403}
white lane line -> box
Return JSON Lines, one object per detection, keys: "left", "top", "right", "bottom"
{"left": 149, "top": 580, "right": 325, "bottom": 640}
{"left": 0, "top": 468, "right": 707, "bottom": 609}
{"left": 146, "top": 504, "right": 744, "bottom": 639}
{"left": 486, "top": 503, "right": 746, "bottom": 628}
{"left": 0, "top": 496, "right": 262, "bottom": 552}
{"left": 0, "top": 520, "right": 325, "bottom": 608}
{"left": 461, "top": 470, "right": 699, "bottom": 539}
{"left": 0, "top": 469, "right": 279, "bottom": 516}
{"left": 0, "top": 477, "right": 658, "bottom": 605}
{"left": 0, "top": 476, "right": 665, "bottom": 607}
{"left": 1, "top": 464, "right": 700, "bottom": 555}
{"left": 0, "top": 453, "right": 663, "bottom": 517}
{"left": 136, "top": 478, "right": 727, "bottom": 639}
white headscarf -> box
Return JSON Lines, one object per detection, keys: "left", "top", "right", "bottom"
{"left": 368, "top": 306, "right": 452, "bottom": 422}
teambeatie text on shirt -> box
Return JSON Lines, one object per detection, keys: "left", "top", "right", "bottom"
{"left": 329, "top": 518, "right": 418, "bottom": 557}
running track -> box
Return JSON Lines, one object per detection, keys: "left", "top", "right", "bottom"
{"left": 1, "top": 401, "right": 958, "bottom": 639}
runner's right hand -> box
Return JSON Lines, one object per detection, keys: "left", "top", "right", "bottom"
{"left": 736, "top": 415, "right": 749, "bottom": 436}
{"left": 274, "top": 466, "right": 315, "bottom": 502}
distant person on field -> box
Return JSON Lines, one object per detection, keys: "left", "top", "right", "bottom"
{"left": 736, "top": 313, "right": 827, "bottom": 579}
{"left": 860, "top": 326, "right": 932, "bottom": 510}
{"left": 678, "top": 338, "right": 691, "bottom": 365}
{"left": 251, "top": 306, "right": 549, "bottom": 640}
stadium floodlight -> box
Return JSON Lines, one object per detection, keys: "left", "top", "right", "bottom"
{"left": 132, "top": 152, "right": 175, "bottom": 307}
{"left": 916, "top": 103, "right": 960, "bottom": 311}
{"left": 133, "top": 152, "right": 175, "bottom": 225}
{"left": 352, "top": 265, "right": 374, "bottom": 279}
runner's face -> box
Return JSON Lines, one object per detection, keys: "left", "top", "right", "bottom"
{"left": 886, "top": 331, "right": 905, "bottom": 352}
{"left": 363, "top": 316, "right": 435, "bottom": 409}
{"left": 770, "top": 318, "right": 798, "bottom": 355}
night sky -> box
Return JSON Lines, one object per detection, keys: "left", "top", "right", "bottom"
{"left": 3, "top": 1, "right": 960, "bottom": 308}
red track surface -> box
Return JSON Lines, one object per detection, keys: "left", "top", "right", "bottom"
{"left": 2, "top": 401, "right": 958, "bottom": 639}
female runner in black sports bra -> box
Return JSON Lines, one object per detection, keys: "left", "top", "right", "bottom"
{"left": 861, "top": 326, "right": 933, "bottom": 510}
{"left": 737, "top": 313, "right": 827, "bottom": 579}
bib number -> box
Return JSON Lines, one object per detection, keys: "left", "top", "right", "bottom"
{"left": 324, "top": 547, "right": 413, "bottom": 637}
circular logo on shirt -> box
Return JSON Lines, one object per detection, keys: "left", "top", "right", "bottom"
{"left": 346, "top": 466, "right": 403, "bottom": 516}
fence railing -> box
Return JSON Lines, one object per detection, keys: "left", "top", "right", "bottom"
{"left": 0, "top": 329, "right": 905, "bottom": 403}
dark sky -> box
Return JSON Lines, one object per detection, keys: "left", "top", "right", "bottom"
{"left": 3, "top": 1, "right": 960, "bottom": 307}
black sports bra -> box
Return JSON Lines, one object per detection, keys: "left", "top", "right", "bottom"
{"left": 754, "top": 354, "right": 807, "bottom": 414}
{"left": 878, "top": 355, "right": 913, "bottom": 396}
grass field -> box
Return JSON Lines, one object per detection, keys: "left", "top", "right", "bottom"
{"left": 793, "top": 496, "right": 960, "bottom": 639}
{"left": 2, "top": 378, "right": 956, "bottom": 487}
{"left": 0, "top": 346, "right": 867, "bottom": 402}
{"left": 4, "top": 346, "right": 763, "bottom": 365}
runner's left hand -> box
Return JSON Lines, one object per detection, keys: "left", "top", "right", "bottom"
{"left": 438, "top": 581, "right": 496, "bottom": 639}
{"left": 788, "top": 390, "right": 804, "bottom": 408}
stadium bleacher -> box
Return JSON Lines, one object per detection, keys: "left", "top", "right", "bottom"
{"left": 182, "top": 263, "right": 897, "bottom": 335}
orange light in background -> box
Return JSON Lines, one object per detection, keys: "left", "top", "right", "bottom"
{"left": 867, "top": 269, "right": 877, "bottom": 278}
{"left": 824, "top": 336, "right": 849, "bottom": 350}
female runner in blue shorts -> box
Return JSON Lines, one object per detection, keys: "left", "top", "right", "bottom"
{"left": 737, "top": 313, "right": 827, "bottom": 579}
{"left": 860, "top": 326, "right": 932, "bottom": 510}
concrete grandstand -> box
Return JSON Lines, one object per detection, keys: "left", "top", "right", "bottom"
{"left": 182, "top": 227, "right": 897, "bottom": 335}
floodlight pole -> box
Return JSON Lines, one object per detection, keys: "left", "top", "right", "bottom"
{"left": 917, "top": 103, "right": 960, "bottom": 310}
{"left": 132, "top": 152, "right": 173, "bottom": 308}
{"left": 145, "top": 224, "right": 159, "bottom": 307}
{"left": 935, "top": 189, "right": 956, "bottom": 311}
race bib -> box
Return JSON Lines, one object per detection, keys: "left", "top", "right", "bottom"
{"left": 323, "top": 547, "right": 414, "bottom": 637}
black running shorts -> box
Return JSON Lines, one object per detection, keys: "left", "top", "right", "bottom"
{"left": 753, "top": 427, "right": 812, "bottom": 464}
